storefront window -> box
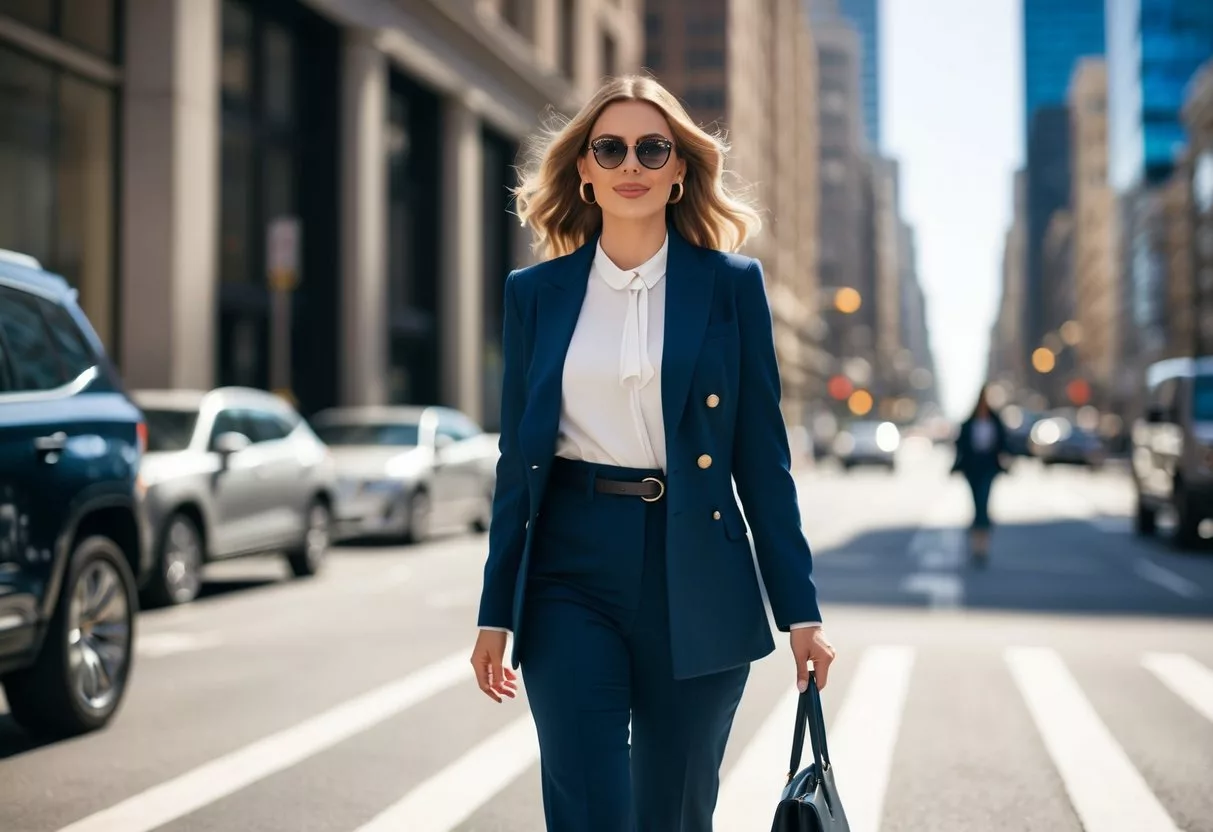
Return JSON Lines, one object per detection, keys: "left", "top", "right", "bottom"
{"left": 220, "top": 130, "right": 253, "bottom": 284}
{"left": 0, "top": 44, "right": 115, "bottom": 348}
{"left": 0, "top": 0, "right": 52, "bottom": 31}
{"left": 61, "top": 0, "right": 115, "bottom": 59}
{"left": 221, "top": 0, "right": 252, "bottom": 101}
{"left": 263, "top": 23, "right": 294, "bottom": 127}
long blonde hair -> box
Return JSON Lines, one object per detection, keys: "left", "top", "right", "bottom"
{"left": 513, "top": 75, "right": 762, "bottom": 261}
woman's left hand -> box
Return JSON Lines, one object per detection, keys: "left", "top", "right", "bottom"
{"left": 791, "top": 627, "right": 836, "bottom": 691}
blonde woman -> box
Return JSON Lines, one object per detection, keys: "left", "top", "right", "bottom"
{"left": 469, "top": 75, "right": 835, "bottom": 830}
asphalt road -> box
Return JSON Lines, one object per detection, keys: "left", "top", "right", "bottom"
{"left": 2, "top": 440, "right": 1212, "bottom": 832}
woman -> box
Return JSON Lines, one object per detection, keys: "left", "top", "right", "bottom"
{"left": 468, "top": 75, "right": 835, "bottom": 831}
{"left": 951, "top": 384, "right": 1009, "bottom": 564}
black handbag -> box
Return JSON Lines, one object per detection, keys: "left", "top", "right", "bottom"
{"left": 770, "top": 671, "right": 850, "bottom": 831}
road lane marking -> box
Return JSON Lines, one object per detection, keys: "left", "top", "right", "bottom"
{"left": 823, "top": 646, "right": 915, "bottom": 832}
{"left": 54, "top": 650, "right": 470, "bottom": 832}
{"left": 135, "top": 632, "right": 223, "bottom": 658}
{"left": 1142, "top": 653, "right": 1213, "bottom": 725}
{"left": 1006, "top": 647, "right": 1180, "bottom": 832}
{"left": 900, "top": 573, "right": 963, "bottom": 609}
{"left": 1133, "top": 559, "right": 1203, "bottom": 598}
{"left": 714, "top": 686, "right": 801, "bottom": 828}
{"left": 354, "top": 714, "right": 539, "bottom": 831}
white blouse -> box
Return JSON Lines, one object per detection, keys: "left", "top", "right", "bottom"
{"left": 480, "top": 235, "right": 821, "bottom": 634}
{"left": 555, "top": 236, "right": 669, "bottom": 471}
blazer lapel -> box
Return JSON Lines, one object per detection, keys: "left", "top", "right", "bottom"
{"left": 521, "top": 237, "right": 595, "bottom": 466}
{"left": 661, "top": 229, "right": 714, "bottom": 445}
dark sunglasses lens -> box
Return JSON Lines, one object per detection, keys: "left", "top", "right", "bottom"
{"left": 637, "top": 140, "right": 672, "bottom": 169}
{"left": 593, "top": 139, "right": 627, "bottom": 169}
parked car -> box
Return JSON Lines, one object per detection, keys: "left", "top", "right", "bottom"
{"left": 311, "top": 406, "right": 499, "bottom": 543}
{"left": 131, "top": 388, "right": 338, "bottom": 606}
{"left": 833, "top": 420, "right": 900, "bottom": 471}
{"left": 0, "top": 251, "right": 151, "bottom": 737}
{"left": 1028, "top": 411, "right": 1106, "bottom": 469}
{"left": 1132, "top": 357, "right": 1213, "bottom": 547}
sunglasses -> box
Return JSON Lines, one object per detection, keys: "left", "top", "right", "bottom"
{"left": 588, "top": 136, "right": 674, "bottom": 170}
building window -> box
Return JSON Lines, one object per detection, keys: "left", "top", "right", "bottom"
{"left": 683, "top": 88, "right": 725, "bottom": 112}
{"left": 644, "top": 45, "right": 661, "bottom": 71}
{"left": 644, "top": 11, "right": 661, "bottom": 38}
{"left": 601, "top": 29, "right": 616, "bottom": 78}
{"left": 1, "top": 0, "right": 115, "bottom": 59}
{"left": 686, "top": 48, "right": 724, "bottom": 69}
{"left": 560, "top": 0, "right": 575, "bottom": 79}
{"left": 0, "top": 39, "right": 117, "bottom": 350}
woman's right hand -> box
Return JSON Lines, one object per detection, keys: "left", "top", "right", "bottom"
{"left": 470, "top": 629, "right": 518, "bottom": 703}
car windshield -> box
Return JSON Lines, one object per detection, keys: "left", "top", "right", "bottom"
{"left": 143, "top": 409, "right": 200, "bottom": 452}
{"left": 1193, "top": 375, "right": 1213, "bottom": 421}
{"left": 315, "top": 422, "right": 421, "bottom": 447}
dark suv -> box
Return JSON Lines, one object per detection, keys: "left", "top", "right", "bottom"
{"left": 0, "top": 252, "right": 150, "bottom": 737}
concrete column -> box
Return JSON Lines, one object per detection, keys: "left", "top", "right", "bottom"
{"left": 340, "top": 30, "right": 389, "bottom": 406}
{"left": 533, "top": 0, "right": 559, "bottom": 72}
{"left": 120, "top": 0, "right": 219, "bottom": 389}
{"left": 441, "top": 94, "right": 484, "bottom": 421}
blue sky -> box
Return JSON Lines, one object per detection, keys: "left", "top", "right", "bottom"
{"left": 881, "top": 0, "right": 1023, "bottom": 418}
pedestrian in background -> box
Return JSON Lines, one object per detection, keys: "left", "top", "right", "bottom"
{"left": 952, "top": 384, "right": 1009, "bottom": 564}
{"left": 468, "top": 74, "right": 835, "bottom": 831}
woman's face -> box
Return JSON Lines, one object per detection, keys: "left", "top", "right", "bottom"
{"left": 577, "top": 100, "right": 687, "bottom": 223}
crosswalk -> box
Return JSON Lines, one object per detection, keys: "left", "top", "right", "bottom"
{"left": 42, "top": 641, "right": 1213, "bottom": 832}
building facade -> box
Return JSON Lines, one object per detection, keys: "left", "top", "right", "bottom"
{"left": 1068, "top": 58, "right": 1118, "bottom": 405}
{"left": 643, "top": 0, "right": 823, "bottom": 429}
{"left": 813, "top": 16, "right": 870, "bottom": 390}
{"left": 1107, "top": 0, "right": 1213, "bottom": 192}
{"left": 1025, "top": 106, "right": 1072, "bottom": 370}
{"left": 1022, "top": 0, "right": 1105, "bottom": 148}
{"left": 0, "top": 0, "right": 642, "bottom": 429}
{"left": 989, "top": 170, "right": 1029, "bottom": 396}
{"left": 811, "top": 0, "right": 878, "bottom": 149}
{"left": 1182, "top": 62, "right": 1213, "bottom": 357}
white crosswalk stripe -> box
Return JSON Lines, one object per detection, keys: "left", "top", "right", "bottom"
{"left": 37, "top": 643, "right": 1213, "bottom": 832}
{"left": 54, "top": 651, "right": 470, "bottom": 832}
{"left": 826, "top": 646, "right": 915, "bottom": 832}
{"left": 1142, "top": 652, "right": 1213, "bottom": 725}
{"left": 354, "top": 714, "right": 540, "bottom": 832}
{"left": 1006, "top": 646, "right": 1182, "bottom": 832}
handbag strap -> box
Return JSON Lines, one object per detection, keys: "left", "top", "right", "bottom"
{"left": 786, "top": 670, "right": 832, "bottom": 784}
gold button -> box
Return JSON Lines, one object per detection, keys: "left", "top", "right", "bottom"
{"left": 706, "top": 394, "right": 720, "bottom": 408}
{"left": 698, "top": 454, "right": 713, "bottom": 469}
{"left": 712, "top": 510, "right": 721, "bottom": 520}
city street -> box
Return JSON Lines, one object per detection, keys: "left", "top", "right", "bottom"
{"left": 2, "top": 442, "right": 1212, "bottom": 832}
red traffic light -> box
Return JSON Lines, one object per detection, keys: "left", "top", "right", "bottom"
{"left": 827, "top": 375, "right": 853, "bottom": 401}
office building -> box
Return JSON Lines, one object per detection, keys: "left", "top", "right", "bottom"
{"left": 1182, "top": 62, "right": 1213, "bottom": 356}
{"left": 0, "top": 0, "right": 641, "bottom": 428}
{"left": 1025, "top": 106, "right": 1072, "bottom": 369}
{"left": 810, "top": 0, "right": 879, "bottom": 148}
{"left": 644, "top": 0, "right": 823, "bottom": 426}
{"left": 1068, "top": 58, "right": 1118, "bottom": 404}
{"left": 1023, "top": 0, "right": 1104, "bottom": 147}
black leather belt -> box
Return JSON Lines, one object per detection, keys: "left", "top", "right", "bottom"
{"left": 550, "top": 466, "right": 666, "bottom": 502}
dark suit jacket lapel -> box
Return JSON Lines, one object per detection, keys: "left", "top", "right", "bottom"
{"left": 661, "top": 229, "right": 714, "bottom": 446}
{"left": 521, "top": 237, "right": 595, "bottom": 467}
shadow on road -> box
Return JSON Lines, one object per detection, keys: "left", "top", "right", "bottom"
{"left": 809, "top": 517, "right": 1213, "bottom": 620}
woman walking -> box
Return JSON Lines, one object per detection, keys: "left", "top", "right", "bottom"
{"left": 468, "top": 75, "right": 835, "bottom": 831}
{"left": 952, "top": 384, "right": 1009, "bottom": 564}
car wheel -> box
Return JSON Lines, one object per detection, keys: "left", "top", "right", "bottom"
{"left": 3, "top": 535, "right": 136, "bottom": 738}
{"left": 142, "top": 512, "right": 204, "bottom": 608}
{"left": 286, "top": 501, "right": 330, "bottom": 577}
{"left": 471, "top": 485, "right": 494, "bottom": 533}
{"left": 405, "top": 490, "right": 432, "bottom": 544}
{"left": 1135, "top": 499, "right": 1157, "bottom": 536}
{"left": 1172, "top": 485, "right": 1201, "bottom": 550}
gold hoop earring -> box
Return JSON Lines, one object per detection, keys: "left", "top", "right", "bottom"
{"left": 668, "top": 182, "right": 684, "bottom": 204}
{"left": 580, "top": 182, "right": 596, "bottom": 204}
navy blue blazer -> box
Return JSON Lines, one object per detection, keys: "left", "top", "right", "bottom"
{"left": 476, "top": 228, "right": 822, "bottom": 680}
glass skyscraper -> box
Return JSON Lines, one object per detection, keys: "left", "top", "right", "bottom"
{"left": 1023, "top": 0, "right": 1106, "bottom": 144}
{"left": 810, "top": 0, "right": 880, "bottom": 148}
{"left": 1107, "top": 0, "right": 1213, "bottom": 191}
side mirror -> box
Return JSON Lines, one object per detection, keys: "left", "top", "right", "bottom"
{"left": 213, "top": 431, "right": 251, "bottom": 461}
{"left": 1145, "top": 406, "right": 1166, "bottom": 424}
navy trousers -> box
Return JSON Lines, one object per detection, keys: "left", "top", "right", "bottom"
{"left": 966, "top": 471, "right": 996, "bottom": 529}
{"left": 520, "top": 458, "right": 750, "bottom": 832}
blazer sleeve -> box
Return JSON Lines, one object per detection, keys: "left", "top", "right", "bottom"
{"left": 731, "top": 259, "right": 823, "bottom": 630}
{"left": 477, "top": 271, "right": 530, "bottom": 630}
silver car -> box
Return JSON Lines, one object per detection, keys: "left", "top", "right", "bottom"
{"left": 132, "top": 388, "right": 338, "bottom": 606}
{"left": 311, "top": 406, "right": 499, "bottom": 543}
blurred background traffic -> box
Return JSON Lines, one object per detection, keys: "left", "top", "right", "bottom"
{"left": 2, "top": 1, "right": 1213, "bottom": 831}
